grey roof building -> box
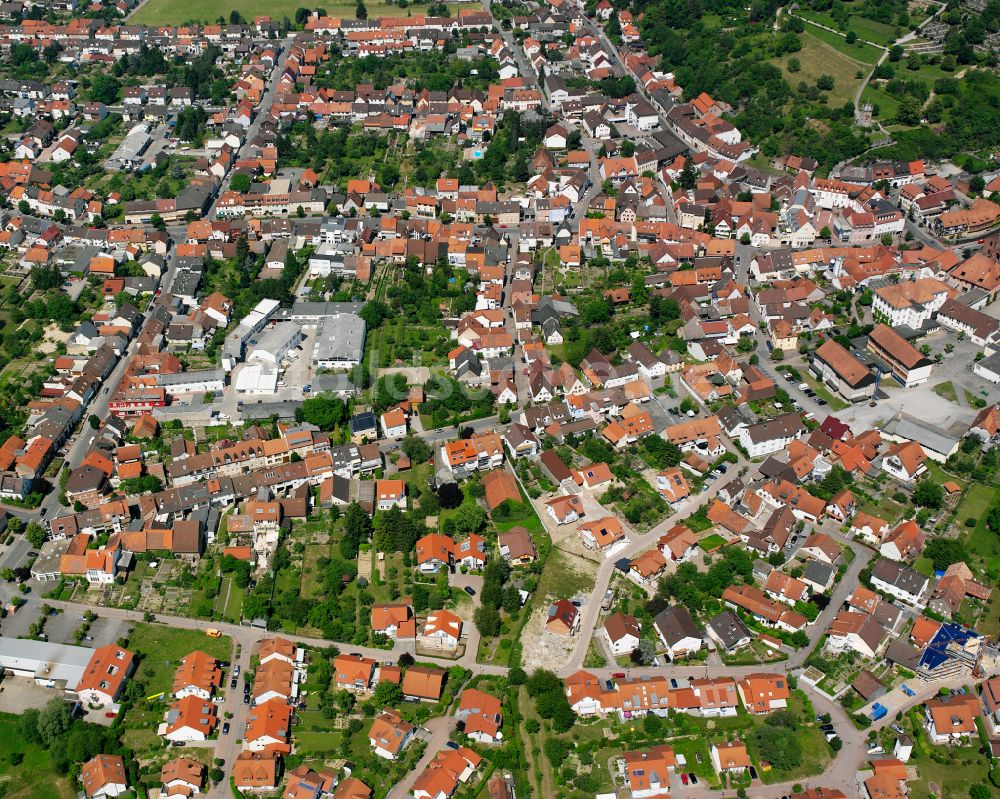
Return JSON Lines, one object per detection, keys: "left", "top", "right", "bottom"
{"left": 312, "top": 313, "right": 366, "bottom": 369}
{"left": 705, "top": 610, "right": 752, "bottom": 653}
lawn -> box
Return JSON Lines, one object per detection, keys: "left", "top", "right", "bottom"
{"left": 536, "top": 548, "right": 597, "bottom": 601}
{"left": 957, "top": 484, "right": 999, "bottom": 548}
{"left": 0, "top": 714, "right": 76, "bottom": 799}
{"left": 699, "top": 533, "right": 728, "bottom": 552}
{"left": 801, "top": 374, "right": 849, "bottom": 411}
{"left": 127, "top": 623, "right": 232, "bottom": 696}
{"left": 932, "top": 380, "right": 957, "bottom": 402}
{"left": 796, "top": 20, "right": 884, "bottom": 64}
{"left": 797, "top": 9, "right": 898, "bottom": 44}
{"left": 131, "top": 0, "right": 469, "bottom": 24}
{"left": 775, "top": 30, "right": 870, "bottom": 107}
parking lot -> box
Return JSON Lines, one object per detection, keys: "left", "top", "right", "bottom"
{"left": 0, "top": 603, "right": 128, "bottom": 649}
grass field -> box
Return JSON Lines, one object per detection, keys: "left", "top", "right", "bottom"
{"left": 699, "top": 533, "right": 728, "bottom": 551}
{"left": 797, "top": 9, "right": 898, "bottom": 44}
{"left": 0, "top": 714, "right": 75, "bottom": 799}
{"left": 799, "top": 20, "right": 884, "bottom": 64}
{"left": 132, "top": 0, "right": 471, "bottom": 24}
{"left": 128, "top": 623, "right": 233, "bottom": 695}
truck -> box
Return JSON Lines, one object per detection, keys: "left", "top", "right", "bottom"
{"left": 871, "top": 703, "right": 888, "bottom": 721}
{"left": 205, "top": 628, "right": 222, "bottom": 638}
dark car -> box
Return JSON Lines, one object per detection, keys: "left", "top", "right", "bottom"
{"left": 243, "top": 695, "right": 251, "bottom": 705}
{"left": 222, "top": 722, "right": 231, "bottom": 735}
{"left": 463, "top": 586, "right": 476, "bottom": 596}
{"left": 230, "top": 678, "right": 238, "bottom": 689}
{"left": 816, "top": 399, "right": 828, "bottom": 406}
{"left": 689, "top": 774, "right": 698, "bottom": 785}
{"left": 446, "top": 741, "right": 459, "bottom": 750}
{"left": 749, "top": 766, "right": 758, "bottom": 780}
{"left": 670, "top": 678, "right": 678, "bottom": 688}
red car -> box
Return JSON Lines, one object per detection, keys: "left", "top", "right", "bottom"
{"left": 680, "top": 774, "right": 689, "bottom": 785}
{"left": 104, "top": 711, "right": 117, "bottom": 718}
{"left": 612, "top": 672, "right": 626, "bottom": 679}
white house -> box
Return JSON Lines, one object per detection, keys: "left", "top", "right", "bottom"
{"left": 602, "top": 612, "right": 641, "bottom": 656}
{"left": 870, "top": 559, "right": 929, "bottom": 606}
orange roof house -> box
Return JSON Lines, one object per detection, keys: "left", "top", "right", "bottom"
{"left": 371, "top": 602, "right": 417, "bottom": 639}
{"left": 82, "top": 755, "right": 128, "bottom": 798}
{"left": 76, "top": 645, "right": 135, "bottom": 706}
{"left": 233, "top": 752, "right": 279, "bottom": 790}
{"left": 482, "top": 469, "right": 521, "bottom": 511}
{"left": 172, "top": 650, "right": 223, "bottom": 699}
{"left": 401, "top": 666, "right": 446, "bottom": 701}
{"left": 244, "top": 697, "right": 291, "bottom": 753}
{"left": 369, "top": 708, "right": 416, "bottom": 760}
{"left": 333, "top": 654, "right": 376, "bottom": 692}
{"left": 711, "top": 741, "right": 750, "bottom": 774}
{"left": 457, "top": 688, "right": 503, "bottom": 743}
{"left": 736, "top": 673, "right": 790, "bottom": 714}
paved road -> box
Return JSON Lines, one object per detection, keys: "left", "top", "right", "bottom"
{"left": 32, "top": 596, "right": 508, "bottom": 675}
{"left": 386, "top": 716, "right": 456, "bottom": 799}
{"left": 561, "top": 450, "right": 750, "bottom": 674}
{"left": 206, "top": 37, "right": 294, "bottom": 221}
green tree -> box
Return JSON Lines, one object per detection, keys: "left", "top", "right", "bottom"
{"left": 89, "top": 75, "right": 121, "bottom": 104}
{"left": 230, "top": 173, "right": 252, "bottom": 193}
{"left": 453, "top": 503, "right": 486, "bottom": 535}
{"left": 913, "top": 480, "right": 944, "bottom": 509}
{"left": 25, "top": 522, "right": 46, "bottom": 549}
{"left": 37, "top": 698, "right": 73, "bottom": 746}
{"left": 300, "top": 394, "right": 348, "bottom": 430}
{"left": 372, "top": 680, "right": 402, "bottom": 705}
{"left": 401, "top": 435, "right": 432, "bottom": 463}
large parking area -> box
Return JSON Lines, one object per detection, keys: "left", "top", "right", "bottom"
{"left": 0, "top": 602, "right": 129, "bottom": 650}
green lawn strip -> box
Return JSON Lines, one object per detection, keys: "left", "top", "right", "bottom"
{"left": 133, "top": 0, "right": 467, "bottom": 24}
{"left": 798, "top": 374, "right": 848, "bottom": 411}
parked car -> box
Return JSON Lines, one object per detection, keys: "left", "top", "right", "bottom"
{"left": 222, "top": 722, "right": 231, "bottom": 735}
{"left": 816, "top": 398, "right": 828, "bottom": 406}
{"left": 901, "top": 684, "right": 916, "bottom": 697}
{"left": 680, "top": 774, "right": 689, "bottom": 786}
{"left": 243, "top": 695, "right": 250, "bottom": 705}
{"left": 748, "top": 767, "right": 757, "bottom": 780}
{"left": 230, "top": 678, "right": 238, "bottom": 689}
{"left": 612, "top": 672, "right": 626, "bottom": 679}
{"left": 890, "top": 723, "right": 905, "bottom": 734}
{"left": 688, "top": 774, "right": 698, "bottom": 785}
{"left": 463, "top": 586, "right": 476, "bottom": 597}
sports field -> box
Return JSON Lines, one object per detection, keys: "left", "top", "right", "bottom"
{"left": 132, "top": 0, "right": 470, "bottom": 25}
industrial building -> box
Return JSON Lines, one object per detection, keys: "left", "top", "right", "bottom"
{"left": 312, "top": 313, "right": 366, "bottom": 369}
